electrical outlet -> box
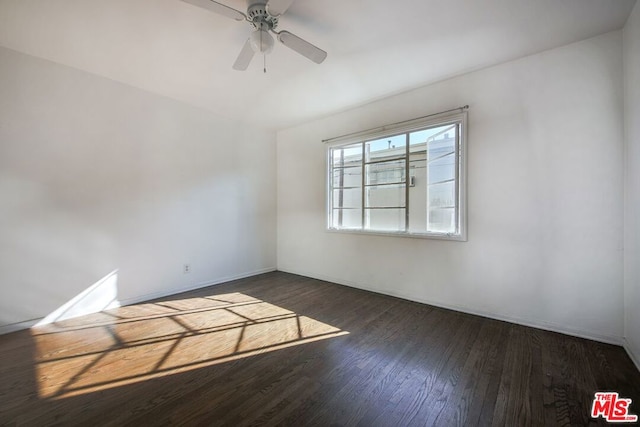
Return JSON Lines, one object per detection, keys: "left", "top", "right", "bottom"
{"left": 183, "top": 264, "right": 191, "bottom": 274}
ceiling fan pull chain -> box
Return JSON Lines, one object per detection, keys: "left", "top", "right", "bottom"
{"left": 261, "top": 29, "right": 267, "bottom": 73}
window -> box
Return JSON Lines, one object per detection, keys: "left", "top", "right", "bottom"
{"left": 327, "top": 111, "right": 467, "bottom": 240}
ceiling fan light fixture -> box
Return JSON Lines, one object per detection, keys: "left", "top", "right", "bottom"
{"left": 249, "top": 29, "right": 275, "bottom": 54}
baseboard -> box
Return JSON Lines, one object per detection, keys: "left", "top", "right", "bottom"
{"left": 0, "top": 318, "right": 41, "bottom": 336}
{"left": 624, "top": 337, "right": 640, "bottom": 372}
{"left": 117, "top": 266, "right": 277, "bottom": 306}
{"left": 3, "top": 266, "right": 625, "bottom": 349}
{"left": 278, "top": 267, "right": 624, "bottom": 346}
{"left": 0, "top": 267, "right": 276, "bottom": 336}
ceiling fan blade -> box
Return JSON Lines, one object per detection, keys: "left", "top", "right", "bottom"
{"left": 233, "top": 39, "right": 255, "bottom": 71}
{"left": 181, "top": 0, "right": 246, "bottom": 21}
{"left": 277, "top": 31, "right": 327, "bottom": 64}
{"left": 266, "top": 0, "right": 295, "bottom": 17}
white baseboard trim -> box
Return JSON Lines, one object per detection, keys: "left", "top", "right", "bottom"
{"left": 117, "top": 267, "right": 277, "bottom": 307}
{"left": 624, "top": 337, "right": 640, "bottom": 372}
{"left": 278, "top": 267, "right": 624, "bottom": 346}
{"left": 0, "top": 267, "right": 276, "bottom": 336}
{"left": 0, "top": 318, "right": 41, "bottom": 336}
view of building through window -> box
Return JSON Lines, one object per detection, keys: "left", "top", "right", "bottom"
{"left": 328, "top": 113, "right": 465, "bottom": 239}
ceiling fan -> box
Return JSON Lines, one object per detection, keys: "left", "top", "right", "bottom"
{"left": 182, "top": 0, "right": 327, "bottom": 71}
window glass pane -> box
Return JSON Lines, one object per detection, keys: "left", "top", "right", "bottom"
{"left": 429, "top": 153, "right": 455, "bottom": 184}
{"left": 428, "top": 207, "right": 455, "bottom": 233}
{"left": 410, "top": 123, "right": 455, "bottom": 144}
{"left": 365, "top": 160, "right": 405, "bottom": 185}
{"left": 365, "top": 184, "right": 406, "bottom": 208}
{"left": 427, "top": 126, "right": 456, "bottom": 157}
{"left": 333, "top": 188, "right": 361, "bottom": 209}
{"left": 332, "top": 166, "right": 362, "bottom": 188}
{"left": 411, "top": 122, "right": 459, "bottom": 234}
{"left": 365, "top": 134, "right": 406, "bottom": 162}
{"left": 429, "top": 180, "right": 455, "bottom": 209}
{"left": 408, "top": 157, "right": 427, "bottom": 233}
{"left": 332, "top": 143, "right": 362, "bottom": 168}
{"left": 332, "top": 208, "right": 362, "bottom": 229}
{"left": 365, "top": 208, "right": 406, "bottom": 232}
{"left": 408, "top": 130, "right": 428, "bottom": 233}
{"left": 428, "top": 180, "right": 456, "bottom": 232}
{"left": 409, "top": 141, "right": 427, "bottom": 156}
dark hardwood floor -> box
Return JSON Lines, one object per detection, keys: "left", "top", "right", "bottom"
{"left": 1, "top": 271, "right": 639, "bottom": 426}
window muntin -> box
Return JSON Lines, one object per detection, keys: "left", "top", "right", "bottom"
{"left": 327, "top": 112, "right": 466, "bottom": 240}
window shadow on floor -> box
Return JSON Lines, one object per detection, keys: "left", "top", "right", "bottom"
{"left": 0, "top": 272, "right": 349, "bottom": 425}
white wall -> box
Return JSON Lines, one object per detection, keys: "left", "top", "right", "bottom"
{"left": 0, "top": 46, "right": 277, "bottom": 332}
{"left": 277, "top": 31, "right": 625, "bottom": 344}
{"left": 624, "top": 2, "right": 640, "bottom": 367}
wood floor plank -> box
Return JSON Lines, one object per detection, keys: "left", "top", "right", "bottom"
{"left": 493, "top": 325, "right": 541, "bottom": 426}
{"left": 376, "top": 311, "right": 473, "bottom": 426}
{"left": 433, "top": 317, "right": 509, "bottom": 427}
{"left": 1, "top": 271, "right": 639, "bottom": 426}
{"left": 412, "top": 315, "right": 483, "bottom": 427}
{"left": 303, "top": 301, "right": 418, "bottom": 426}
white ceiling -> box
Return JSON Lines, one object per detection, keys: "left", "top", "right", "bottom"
{"left": 0, "top": 0, "right": 636, "bottom": 130}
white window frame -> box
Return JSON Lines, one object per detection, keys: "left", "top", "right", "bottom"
{"left": 326, "top": 110, "right": 467, "bottom": 241}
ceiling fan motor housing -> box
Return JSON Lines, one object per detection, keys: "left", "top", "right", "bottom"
{"left": 247, "top": 2, "right": 278, "bottom": 30}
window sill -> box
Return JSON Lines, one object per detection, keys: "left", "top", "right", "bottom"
{"left": 326, "top": 227, "right": 467, "bottom": 241}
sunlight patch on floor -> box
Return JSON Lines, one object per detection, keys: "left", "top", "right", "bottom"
{"left": 35, "top": 270, "right": 120, "bottom": 327}
{"left": 31, "top": 292, "right": 348, "bottom": 399}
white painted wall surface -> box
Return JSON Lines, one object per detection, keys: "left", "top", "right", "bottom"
{"left": 624, "top": 2, "right": 640, "bottom": 367}
{"left": 277, "top": 32, "right": 625, "bottom": 343}
{"left": 0, "top": 47, "right": 277, "bottom": 331}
